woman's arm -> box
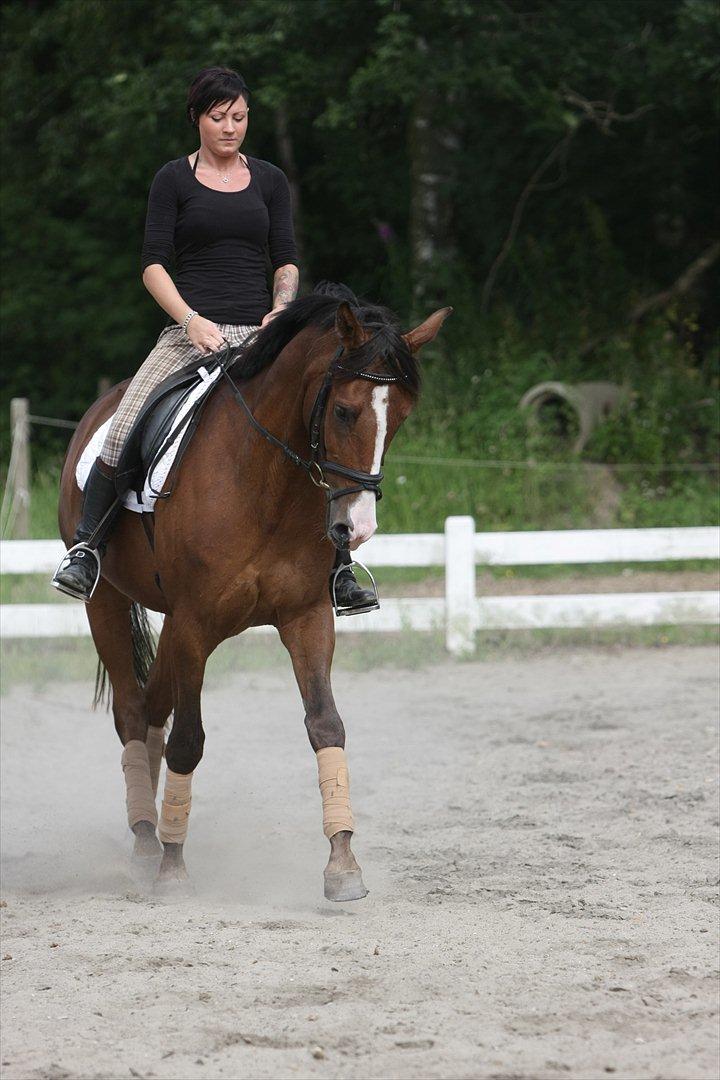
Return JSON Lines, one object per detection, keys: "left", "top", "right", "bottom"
{"left": 261, "top": 263, "right": 299, "bottom": 326}
{"left": 273, "top": 263, "right": 299, "bottom": 308}
{"left": 262, "top": 167, "right": 299, "bottom": 326}
{"left": 141, "top": 164, "right": 225, "bottom": 354}
{"left": 142, "top": 264, "right": 196, "bottom": 325}
{"left": 142, "top": 265, "right": 225, "bottom": 353}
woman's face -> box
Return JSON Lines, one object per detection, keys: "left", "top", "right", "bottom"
{"left": 197, "top": 96, "right": 249, "bottom": 157}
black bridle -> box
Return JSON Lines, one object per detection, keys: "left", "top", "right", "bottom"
{"left": 218, "top": 342, "right": 401, "bottom": 502}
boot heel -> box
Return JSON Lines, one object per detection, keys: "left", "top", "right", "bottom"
{"left": 331, "top": 559, "right": 380, "bottom": 616}
{"left": 51, "top": 543, "right": 102, "bottom": 602}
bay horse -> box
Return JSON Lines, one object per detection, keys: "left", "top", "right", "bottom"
{"left": 57, "top": 288, "right": 451, "bottom": 899}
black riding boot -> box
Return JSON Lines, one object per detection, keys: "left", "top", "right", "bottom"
{"left": 52, "top": 459, "right": 121, "bottom": 602}
{"left": 330, "top": 548, "right": 379, "bottom": 615}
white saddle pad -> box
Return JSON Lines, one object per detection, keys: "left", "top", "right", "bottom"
{"left": 76, "top": 365, "right": 221, "bottom": 513}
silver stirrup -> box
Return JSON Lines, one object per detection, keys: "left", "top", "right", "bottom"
{"left": 51, "top": 542, "right": 102, "bottom": 603}
{"left": 331, "top": 558, "right": 380, "bottom": 617}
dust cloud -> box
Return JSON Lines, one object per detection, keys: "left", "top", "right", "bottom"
{"left": 1, "top": 645, "right": 718, "bottom": 1080}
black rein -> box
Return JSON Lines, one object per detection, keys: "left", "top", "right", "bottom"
{"left": 218, "top": 342, "right": 401, "bottom": 502}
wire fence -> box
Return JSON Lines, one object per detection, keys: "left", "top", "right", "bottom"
{"left": 27, "top": 414, "right": 79, "bottom": 430}
{"left": 392, "top": 454, "right": 719, "bottom": 472}
{"left": 2, "top": 403, "right": 718, "bottom": 540}
{"left": 16, "top": 412, "right": 719, "bottom": 471}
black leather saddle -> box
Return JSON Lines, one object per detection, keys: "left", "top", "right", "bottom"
{"left": 114, "top": 351, "right": 239, "bottom": 502}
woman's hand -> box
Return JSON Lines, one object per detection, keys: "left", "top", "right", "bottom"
{"left": 261, "top": 305, "right": 286, "bottom": 328}
{"left": 186, "top": 315, "right": 226, "bottom": 355}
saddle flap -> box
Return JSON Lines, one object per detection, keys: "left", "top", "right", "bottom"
{"left": 114, "top": 359, "right": 221, "bottom": 494}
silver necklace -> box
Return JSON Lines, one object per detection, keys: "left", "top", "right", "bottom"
{"left": 218, "top": 157, "right": 235, "bottom": 183}
{"left": 198, "top": 152, "right": 241, "bottom": 183}
{"left": 218, "top": 152, "right": 243, "bottom": 183}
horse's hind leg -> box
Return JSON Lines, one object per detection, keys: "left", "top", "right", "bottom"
{"left": 279, "top": 604, "right": 368, "bottom": 902}
{"left": 86, "top": 579, "right": 161, "bottom": 867}
{"left": 155, "top": 615, "right": 209, "bottom": 892}
{"left": 143, "top": 616, "right": 175, "bottom": 797}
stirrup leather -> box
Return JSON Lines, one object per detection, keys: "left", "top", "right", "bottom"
{"left": 51, "top": 542, "right": 102, "bottom": 602}
{"left": 331, "top": 558, "right": 380, "bottom": 617}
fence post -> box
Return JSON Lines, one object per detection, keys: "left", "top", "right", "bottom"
{"left": 445, "top": 515, "right": 476, "bottom": 656}
{"left": 9, "top": 398, "right": 30, "bottom": 539}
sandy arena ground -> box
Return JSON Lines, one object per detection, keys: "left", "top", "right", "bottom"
{"left": 1, "top": 646, "right": 718, "bottom": 1080}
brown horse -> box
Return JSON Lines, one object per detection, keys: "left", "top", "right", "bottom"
{"left": 58, "top": 288, "right": 451, "bottom": 899}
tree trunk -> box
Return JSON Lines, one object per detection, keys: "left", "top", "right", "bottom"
{"left": 408, "top": 36, "right": 459, "bottom": 317}
{"left": 274, "top": 102, "right": 306, "bottom": 289}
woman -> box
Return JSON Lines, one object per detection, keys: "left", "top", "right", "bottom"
{"left": 53, "top": 66, "right": 373, "bottom": 613}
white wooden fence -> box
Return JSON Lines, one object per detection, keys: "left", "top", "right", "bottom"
{"left": 1, "top": 520, "right": 718, "bottom": 655}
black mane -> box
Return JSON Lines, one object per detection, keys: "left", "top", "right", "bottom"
{"left": 229, "top": 281, "right": 419, "bottom": 395}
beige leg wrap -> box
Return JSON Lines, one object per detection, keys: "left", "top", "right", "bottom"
{"left": 158, "top": 769, "right": 193, "bottom": 845}
{"left": 145, "top": 725, "right": 165, "bottom": 797}
{"left": 121, "top": 740, "right": 158, "bottom": 828}
{"left": 317, "top": 747, "right": 354, "bottom": 838}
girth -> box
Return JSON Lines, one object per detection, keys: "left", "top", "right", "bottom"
{"left": 220, "top": 342, "right": 401, "bottom": 502}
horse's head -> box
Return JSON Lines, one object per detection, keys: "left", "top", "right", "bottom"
{"left": 312, "top": 301, "right": 452, "bottom": 550}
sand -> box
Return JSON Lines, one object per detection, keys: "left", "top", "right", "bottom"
{"left": 1, "top": 646, "right": 718, "bottom": 1080}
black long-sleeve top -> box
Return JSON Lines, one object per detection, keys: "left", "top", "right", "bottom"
{"left": 141, "top": 155, "right": 298, "bottom": 325}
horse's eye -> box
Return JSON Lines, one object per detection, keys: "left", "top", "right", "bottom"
{"left": 334, "top": 404, "right": 354, "bottom": 424}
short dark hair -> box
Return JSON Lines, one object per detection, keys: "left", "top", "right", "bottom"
{"left": 186, "top": 67, "right": 251, "bottom": 126}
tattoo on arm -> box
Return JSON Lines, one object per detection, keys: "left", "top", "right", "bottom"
{"left": 273, "top": 264, "right": 299, "bottom": 308}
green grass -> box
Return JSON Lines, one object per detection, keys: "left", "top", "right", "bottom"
{"left": 4, "top": 310, "right": 719, "bottom": 545}
{"left": 26, "top": 465, "right": 61, "bottom": 538}
{"left": 0, "top": 630, "right": 447, "bottom": 696}
{"left": 471, "top": 623, "right": 719, "bottom": 656}
{"left": 3, "top": 461, "right": 718, "bottom": 545}
{"left": 373, "top": 561, "right": 718, "bottom": 587}
{"left": 2, "top": 624, "right": 717, "bottom": 697}
{"left": 0, "top": 573, "right": 75, "bottom": 604}
{"left": 375, "top": 430, "right": 719, "bottom": 535}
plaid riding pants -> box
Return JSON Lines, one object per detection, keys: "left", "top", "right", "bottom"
{"left": 99, "top": 322, "right": 260, "bottom": 467}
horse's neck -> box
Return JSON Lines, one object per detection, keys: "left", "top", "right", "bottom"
{"left": 210, "top": 339, "right": 318, "bottom": 504}
{"left": 247, "top": 348, "right": 310, "bottom": 443}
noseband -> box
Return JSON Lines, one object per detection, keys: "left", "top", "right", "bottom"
{"left": 219, "top": 342, "right": 402, "bottom": 502}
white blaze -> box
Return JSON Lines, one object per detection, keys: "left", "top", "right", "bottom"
{"left": 348, "top": 385, "right": 388, "bottom": 547}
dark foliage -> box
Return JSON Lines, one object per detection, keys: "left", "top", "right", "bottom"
{"left": 0, "top": 0, "right": 717, "bottom": 456}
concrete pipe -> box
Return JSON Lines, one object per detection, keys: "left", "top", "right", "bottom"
{"left": 519, "top": 381, "right": 626, "bottom": 454}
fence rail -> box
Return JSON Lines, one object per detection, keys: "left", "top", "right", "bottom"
{"left": 1, "top": 520, "right": 718, "bottom": 654}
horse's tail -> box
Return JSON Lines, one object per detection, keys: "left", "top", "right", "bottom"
{"left": 93, "top": 602, "right": 157, "bottom": 709}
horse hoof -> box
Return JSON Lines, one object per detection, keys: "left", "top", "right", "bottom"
{"left": 130, "top": 853, "right": 162, "bottom": 888}
{"left": 128, "top": 828, "right": 162, "bottom": 887}
{"left": 132, "top": 832, "right": 162, "bottom": 859}
{"left": 324, "top": 869, "right": 369, "bottom": 902}
{"left": 154, "top": 868, "right": 195, "bottom": 898}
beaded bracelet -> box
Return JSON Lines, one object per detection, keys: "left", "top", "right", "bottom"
{"left": 182, "top": 310, "right": 198, "bottom": 335}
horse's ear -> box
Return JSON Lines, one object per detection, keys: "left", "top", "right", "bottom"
{"left": 335, "top": 301, "right": 365, "bottom": 350}
{"left": 402, "top": 307, "right": 453, "bottom": 354}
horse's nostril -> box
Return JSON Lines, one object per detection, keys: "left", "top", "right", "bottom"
{"left": 329, "top": 523, "right": 350, "bottom": 549}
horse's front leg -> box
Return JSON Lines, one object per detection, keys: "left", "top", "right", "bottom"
{"left": 155, "top": 616, "right": 209, "bottom": 893}
{"left": 279, "top": 604, "right": 368, "bottom": 902}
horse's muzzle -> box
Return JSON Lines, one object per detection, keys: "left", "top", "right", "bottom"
{"left": 328, "top": 521, "right": 351, "bottom": 550}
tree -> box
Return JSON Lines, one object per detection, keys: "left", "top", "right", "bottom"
{"left": 1, "top": 0, "right": 717, "bottom": 447}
